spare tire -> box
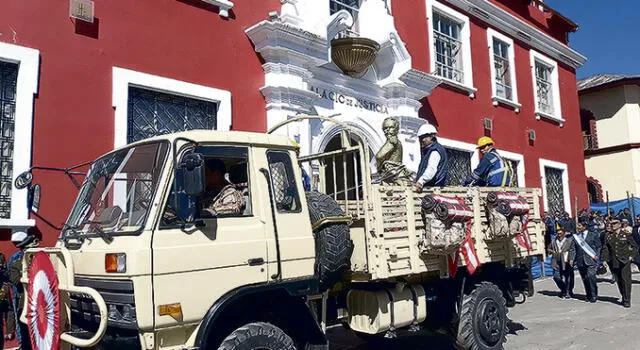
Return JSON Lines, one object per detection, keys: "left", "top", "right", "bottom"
{"left": 306, "top": 191, "right": 353, "bottom": 289}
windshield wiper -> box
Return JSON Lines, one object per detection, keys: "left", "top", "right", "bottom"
{"left": 87, "top": 225, "right": 114, "bottom": 244}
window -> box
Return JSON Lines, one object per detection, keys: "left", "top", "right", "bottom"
{"left": 445, "top": 148, "right": 472, "bottom": 186}
{"left": 539, "top": 159, "right": 571, "bottom": 215}
{"left": 433, "top": 12, "right": 463, "bottom": 83}
{"left": 127, "top": 87, "right": 217, "bottom": 144}
{"left": 0, "top": 43, "right": 39, "bottom": 228}
{"left": 161, "top": 146, "right": 251, "bottom": 227}
{"left": 112, "top": 67, "right": 232, "bottom": 149}
{"left": 66, "top": 142, "right": 170, "bottom": 236}
{"left": 544, "top": 167, "right": 564, "bottom": 214}
{"left": 330, "top": 0, "right": 361, "bottom": 37}
{"left": 530, "top": 50, "right": 562, "bottom": 123}
{"left": 535, "top": 62, "right": 553, "bottom": 113}
{"left": 0, "top": 61, "right": 18, "bottom": 219}
{"left": 427, "top": 1, "right": 475, "bottom": 96}
{"left": 267, "top": 151, "right": 301, "bottom": 213}
{"left": 496, "top": 149, "right": 525, "bottom": 187}
{"left": 487, "top": 28, "right": 519, "bottom": 110}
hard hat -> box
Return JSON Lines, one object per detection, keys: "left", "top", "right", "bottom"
{"left": 476, "top": 136, "right": 494, "bottom": 148}
{"left": 417, "top": 124, "right": 437, "bottom": 138}
{"left": 11, "top": 230, "right": 35, "bottom": 248}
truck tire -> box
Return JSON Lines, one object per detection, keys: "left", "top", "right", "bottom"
{"left": 306, "top": 191, "right": 353, "bottom": 289}
{"left": 457, "top": 282, "right": 508, "bottom": 350}
{"left": 217, "top": 322, "right": 296, "bottom": 350}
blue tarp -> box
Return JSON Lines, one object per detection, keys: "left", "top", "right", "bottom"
{"left": 531, "top": 256, "right": 554, "bottom": 279}
{"left": 590, "top": 197, "right": 640, "bottom": 217}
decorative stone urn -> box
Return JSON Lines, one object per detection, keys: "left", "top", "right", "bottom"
{"left": 330, "top": 37, "right": 380, "bottom": 77}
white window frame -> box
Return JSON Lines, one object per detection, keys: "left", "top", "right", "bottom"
{"left": 487, "top": 28, "right": 520, "bottom": 112}
{"left": 0, "top": 42, "right": 39, "bottom": 229}
{"left": 112, "top": 67, "right": 232, "bottom": 149}
{"left": 497, "top": 149, "right": 525, "bottom": 187}
{"left": 530, "top": 50, "right": 563, "bottom": 124}
{"left": 438, "top": 137, "right": 480, "bottom": 170}
{"left": 426, "top": 0, "right": 476, "bottom": 97}
{"left": 539, "top": 158, "right": 571, "bottom": 214}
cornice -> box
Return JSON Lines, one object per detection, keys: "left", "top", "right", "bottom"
{"left": 201, "top": 0, "right": 233, "bottom": 17}
{"left": 246, "top": 20, "right": 329, "bottom": 63}
{"left": 444, "top": 0, "right": 587, "bottom": 69}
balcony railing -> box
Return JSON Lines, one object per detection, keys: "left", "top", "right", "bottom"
{"left": 583, "top": 134, "right": 598, "bottom": 151}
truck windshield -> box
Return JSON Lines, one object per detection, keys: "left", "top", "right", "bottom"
{"left": 65, "top": 141, "right": 169, "bottom": 236}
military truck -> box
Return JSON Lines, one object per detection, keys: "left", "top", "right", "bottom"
{"left": 15, "top": 119, "right": 544, "bottom": 350}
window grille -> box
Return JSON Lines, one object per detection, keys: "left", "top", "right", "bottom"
{"left": 545, "top": 167, "right": 565, "bottom": 214}
{"left": 535, "top": 61, "right": 554, "bottom": 115}
{"left": 445, "top": 148, "right": 471, "bottom": 186}
{"left": 127, "top": 87, "right": 217, "bottom": 144}
{"left": 0, "top": 61, "right": 18, "bottom": 219}
{"left": 267, "top": 151, "right": 301, "bottom": 213}
{"left": 330, "top": 0, "right": 361, "bottom": 37}
{"left": 433, "top": 11, "right": 464, "bottom": 83}
{"left": 505, "top": 159, "right": 519, "bottom": 187}
{"left": 493, "top": 38, "right": 512, "bottom": 100}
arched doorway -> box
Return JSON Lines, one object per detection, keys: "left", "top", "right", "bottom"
{"left": 587, "top": 177, "right": 603, "bottom": 203}
{"left": 321, "top": 132, "right": 373, "bottom": 200}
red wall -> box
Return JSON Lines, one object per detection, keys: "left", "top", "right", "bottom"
{"left": 0, "top": 0, "right": 279, "bottom": 256}
{"left": 394, "top": 0, "right": 588, "bottom": 211}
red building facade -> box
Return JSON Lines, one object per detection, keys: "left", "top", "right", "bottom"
{"left": 0, "top": 0, "right": 587, "bottom": 257}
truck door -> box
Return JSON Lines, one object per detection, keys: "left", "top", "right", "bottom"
{"left": 151, "top": 145, "right": 269, "bottom": 333}
{"left": 261, "top": 149, "right": 315, "bottom": 280}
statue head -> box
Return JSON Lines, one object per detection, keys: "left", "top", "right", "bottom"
{"left": 382, "top": 117, "right": 399, "bottom": 139}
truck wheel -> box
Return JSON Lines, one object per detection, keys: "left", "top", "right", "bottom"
{"left": 217, "top": 322, "right": 296, "bottom": 350}
{"left": 457, "top": 282, "right": 508, "bottom": 350}
{"left": 306, "top": 191, "right": 353, "bottom": 289}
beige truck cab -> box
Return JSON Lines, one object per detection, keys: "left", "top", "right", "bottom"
{"left": 15, "top": 125, "right": 543, "bottom": 350}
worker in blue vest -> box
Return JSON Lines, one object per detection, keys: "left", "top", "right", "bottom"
{"left": 461, "top": 136, "right": 513, "bottom": 187}
{"left": 414, "top": 123, "right": 449, "bottom": 192}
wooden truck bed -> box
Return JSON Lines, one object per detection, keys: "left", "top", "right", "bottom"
{"left": 340, "top": 186, "right": 544, "bottom": 281}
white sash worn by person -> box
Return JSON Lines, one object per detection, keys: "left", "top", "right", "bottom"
{"left": 573, "top": 232, "right": 597, "bottom": 260}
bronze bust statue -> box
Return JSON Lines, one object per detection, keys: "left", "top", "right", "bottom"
{"left": 375, "top": 117, "right": 414, "bottom": 185}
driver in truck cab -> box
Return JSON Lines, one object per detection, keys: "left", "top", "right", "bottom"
{"left": 199, "top": 158, "right": 245, "bottom": 217}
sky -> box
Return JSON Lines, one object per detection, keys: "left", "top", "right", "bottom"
{"left": 546, "top": 0, "right": 640, "bottom": 80}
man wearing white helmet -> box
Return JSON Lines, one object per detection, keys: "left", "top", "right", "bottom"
{"left": 414, "top": 123, "right": 448, "bottom": 192}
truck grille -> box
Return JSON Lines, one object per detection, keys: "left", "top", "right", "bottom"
{"left": 69, "top": 278, "right": 137, "bottom": 331}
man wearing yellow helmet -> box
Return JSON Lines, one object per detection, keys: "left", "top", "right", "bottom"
{"left": 461, "top": 137, "right": 513, "bottom": 187}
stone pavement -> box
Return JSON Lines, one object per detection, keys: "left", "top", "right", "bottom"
{"left": 328, "top": 271, "right": 640, "bottom": 349}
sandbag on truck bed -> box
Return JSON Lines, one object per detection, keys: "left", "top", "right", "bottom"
{"left": 485, "top": 191, "right": 528, "bottom": 240}
{"left": 418, "top": 194, "right": 471, "bottom": 255}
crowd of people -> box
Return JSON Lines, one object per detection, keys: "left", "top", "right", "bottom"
{"left": 545, "top": 209, "right": 640, "bottom": 308}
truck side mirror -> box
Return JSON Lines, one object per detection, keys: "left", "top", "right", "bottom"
{"left": 14, "top": 170, "right": 33, "bottom": 189}
{"left": 178, "top": 153, "right": 206, "bottom": 196}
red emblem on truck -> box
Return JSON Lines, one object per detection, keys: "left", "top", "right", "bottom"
{"left": 27, "top": 251, "right": 60, "bottom": 350}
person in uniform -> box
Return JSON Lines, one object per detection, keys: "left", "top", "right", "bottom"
{"left": 8, "top": 231, "right": 37, "bottom": 350}
{"left": 1, "top": 253, "right": 15, "bottom": 349}
{"left": 413, "top": 123, "right": 448, "bottom": 192}
{"left": 548, "top": 227, "right": 575, "bottom": 299}
{"left": 199, "top": 158, "right": 244, "bottom": 217}
{"left": 461, "top": 137, "right": 512, "bottom": 187}
{"left": 602, "top": 218, "right": 638, "bottom": 308}
{"left": 573, "top": 220, "right": 601, "bottom": 303}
